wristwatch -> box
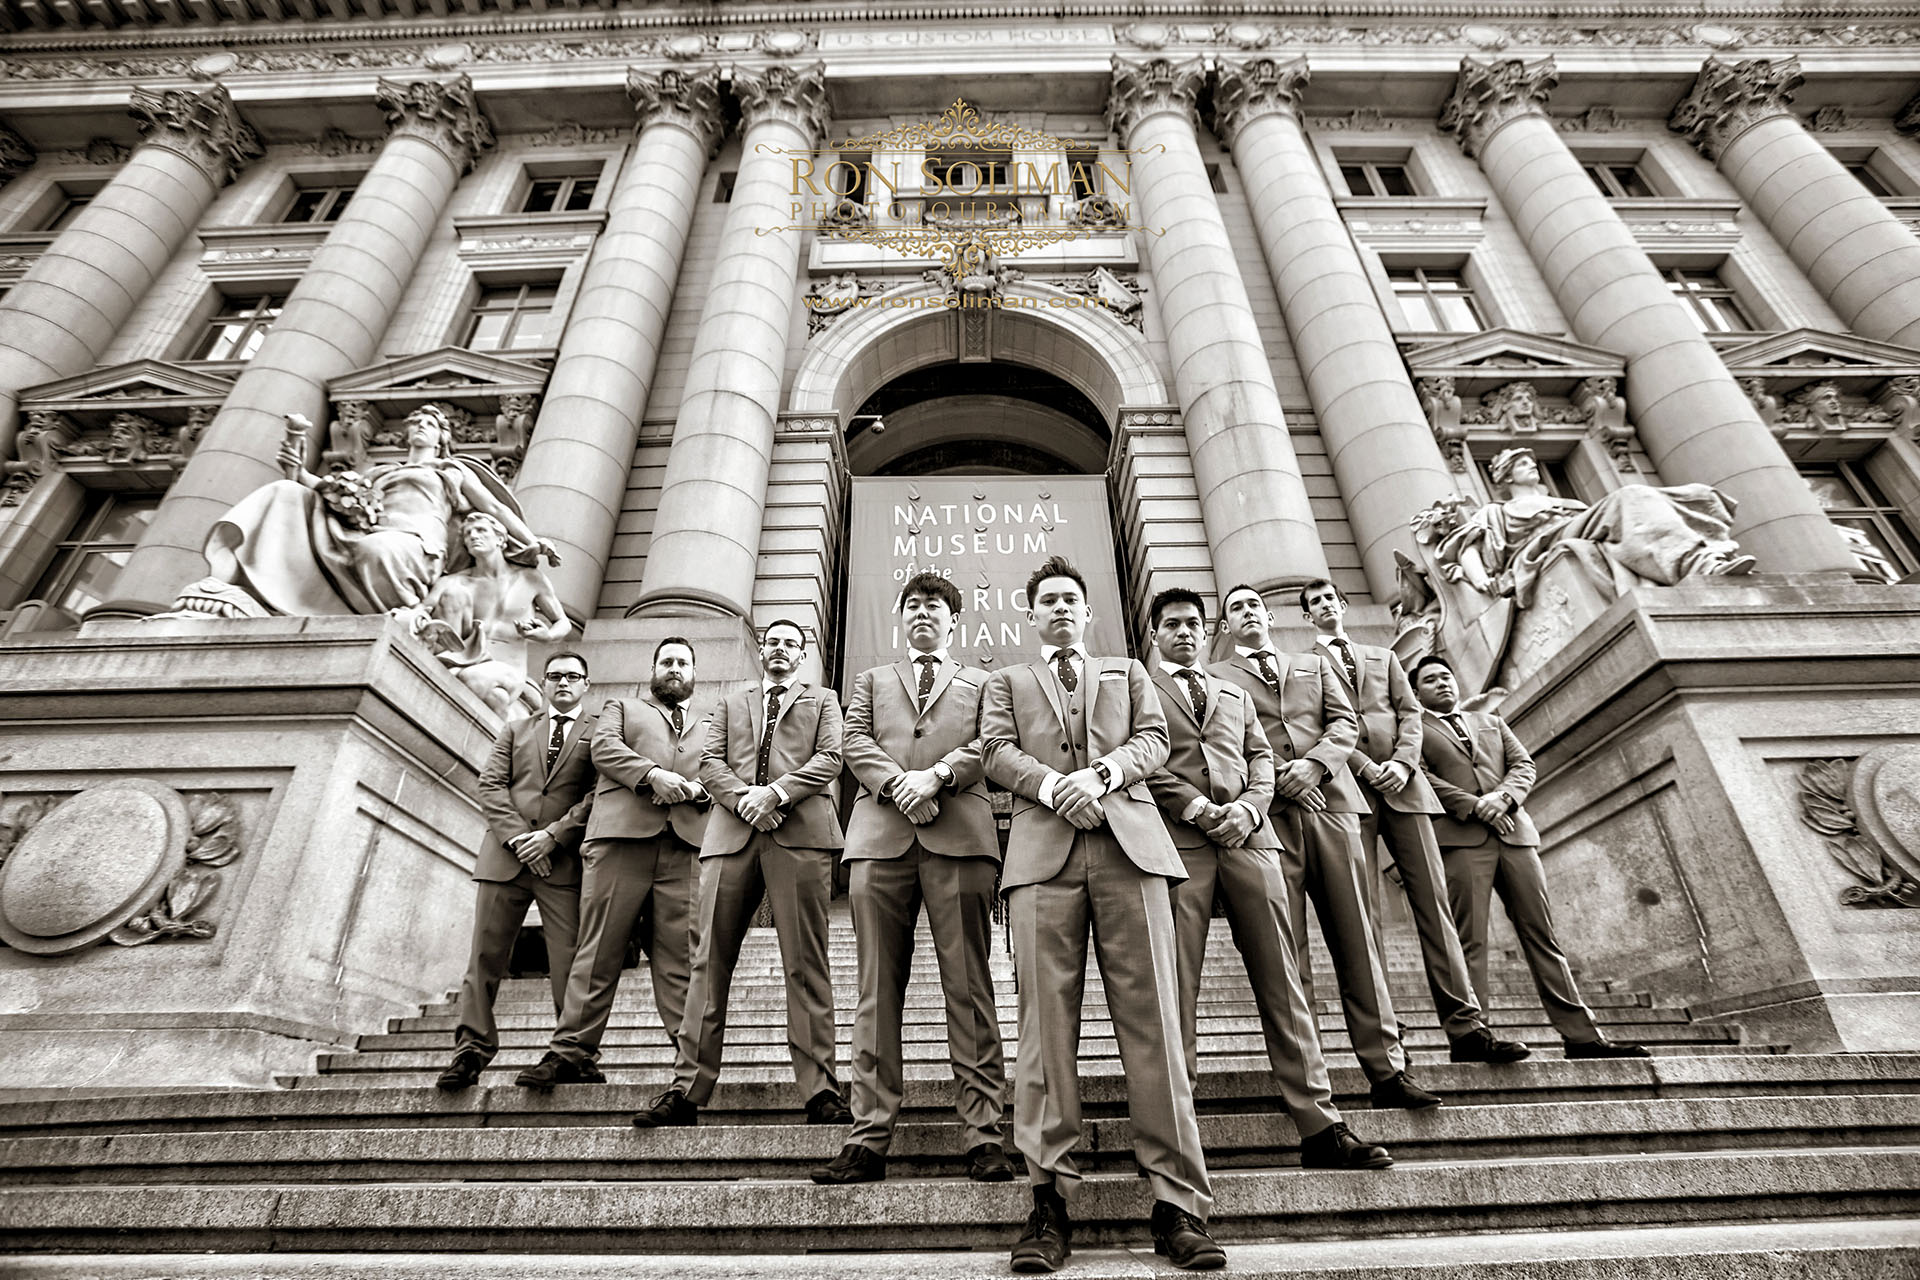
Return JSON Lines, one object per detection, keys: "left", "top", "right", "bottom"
{"left": 1092, "top": 760, "right": 1117, "bottom": 791}
{"left": 932, "top": 762, "right": 956, "bottom": 790}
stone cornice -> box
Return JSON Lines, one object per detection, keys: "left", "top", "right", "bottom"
{"left": 0, "top": 121, "right": 32, "bottom": 184}
{"left": 627, "top": 66, "right": 725, "bottom": 157}
{"left": 1669, "top": 56, "right": 1802, "bottom": 159}
{"left": 127, "top": 83, "right": 261, "bottom": 186}
{"left": 1438, "top": 55, "right": 1556, "bottom": 158}
{"left": 1211, "top": 55, "right": 1309, "bottom": 149}
{"left": 374, "top": 73, "right": 494, "bottom": 173}
{"left": 732, "top": 61, "right": 827, "bottom": 141}
{"left": 1106, "top": 55, "right": 1204, "bottom": 144}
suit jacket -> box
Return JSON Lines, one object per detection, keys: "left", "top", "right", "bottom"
{"left": 1209, "top": 650, "right": 1367, "bottom": 815}
{"left": 1419, "top": 708, "right": 1541, "bottom": 849}
{"left": 1146, "top": 667, "right": 1280, "bottom": 851}
{"left": 1321, "top": 637, "right": 1444, "bottom": 816}
{"left": 842, "top": 657, "right": 998, "bottom": 861}
{"left": 700, "top": 681, "right": 846, "bottom": 855}
{"left": 980, "top": 654, "right": 1180, "bottom": 890}
{"left": 585, "top": 696, "right": 712, "bottom": 848}
{"left": 472, "top": 710, "right": 598, "bottom": 885}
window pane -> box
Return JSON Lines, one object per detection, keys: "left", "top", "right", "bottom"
{"left": 1434, "top": 293, "right": 1484, "bottom": 332}
{"left": 1375, "top": 165, "right": 1415, "bottom": 197}
{"left": 563, "top": 179, "right": 597, "bottom": 211}
{"left": 1801, "top": 473, "right": 1854, "bottom": 510}
{"left": 1340, "top": 165, "right": 1372, "bottom": 197}
{"left": 1706, "top": 294, "right": 1752, "bottom": 329}
{"left": 43, "top": 195, "right": 91, "bottom": 232}
{"left": 324, "top": 189, "right": 354, "bottom": 220}
{"left": 1848, "top": 164, "right": 1893, "bottom": 197}
{"left": 520, "top": 283, "right": 558, "bottom": 305}
{"left": 287, "top": 190, "right": 329, "bottom": 222}
{"left": 466, "top": 312, "right": 509, "bottom": 349}
{"left": 197, "top": 321, "right": 251, "bottom": 360}
{"left": 1842, "top": 463, "right": 1894, "bottom": 507}
{"left": 522, "top": 180, "right": 561, "bottom": 213}
{"left": 1583, "top": 164, "right": 1611, "bottom": 196}
{"left": 91, "top": 498, "right": 158, "bottom": 543}
{"left": 47, "top": 549, "right": 130, "bottom": 614}
{"left": 1612, "top": 165, "right": 1654, "bottom": 198}
{"left": 504, "top": 312, "right": 550, "bottom": 349}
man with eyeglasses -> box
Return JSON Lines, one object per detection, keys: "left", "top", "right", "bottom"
{"left": 437, "top": 650, "right": 599, "bottom": 1091}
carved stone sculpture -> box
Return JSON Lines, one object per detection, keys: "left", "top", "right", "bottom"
{"left": 1879, "top": 375, "right": 1920, "bottom": 440}
{"left": 1418, "top": 376, "right": 1468, "bottom": 471}
{"left": 1741, "top": 377, "right": 1785, "bottom": 438}
{"left": 327, "top": 400, "right": 379, "bottom": 471}
{"left": 1574, "top": 376, "right": 1636, "bottom": 467}
{"left": 1797, "top": 753, "right": 1920, "bottom": 908}
{"left": 1066, "top": 194, "right": 1128, "bottom": 230}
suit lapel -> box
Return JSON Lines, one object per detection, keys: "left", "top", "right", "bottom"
{"left": 1033, "top": 660, "right": 1069, "bottom": 739}
{"left": 772, "top": 681, "right": 805, "bottom": 739}
{"left": 545, "top": 711, "right": 586, "bottom": 784}
{"left": 922, "top": 659, "right": 958, "bottom": 719}
{"left": 1082, "top": 654, "right": 1103, "bottom": 748}
{"left": 1153, "top": 669, "right": 1200, "bottom": 729}
{"left": 892, "top": 660, "right": 917, "bottom": 708}
{"left": 747, "top": 685, "right": 766, "bottom": 755}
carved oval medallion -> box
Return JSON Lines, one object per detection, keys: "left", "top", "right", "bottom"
{"left": 1851, "top": 743, "right": 1920, "bottom": 884}
{"left": 0, "top": 779, "right": 189, "bottom": 955}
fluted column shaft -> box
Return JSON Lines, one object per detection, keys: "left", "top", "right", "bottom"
{"left": 0, "top": 86, "right": 257, "bottom": 465}
{"left": 1217, "top": 58, "right": 1455, "bottom": 599}
{"left": 1110, "top": 57, "right": 1326, "bottom": 593}
{"left": 1442, "top": 58, "right": 1854, "bottom": 575}
{"left": 515, "top": 69, "right": 723, "bottom": 621}
{"left": 113, "top": 75, "right": 493, "bottom": 611}
{"left": 1672, "top": 57, "right": 1920, "bottom": 347}
{"left": 632, "top": 64, "right": 828, "bottom": 620}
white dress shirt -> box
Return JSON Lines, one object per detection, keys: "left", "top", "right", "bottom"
{"left": 1034, "top": 643, "right": 1126, "bottom": 810}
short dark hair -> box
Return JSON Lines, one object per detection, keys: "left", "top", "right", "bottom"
{"left": 1149, "top": 587, "right": 1207, "bottom": 627}
{"left": 543, "top": 649, "right": 590, "bottom": 678}
{"left": 1221, "top": 582, "right": 1265, "bottom": 610}
{"left": 653, "top": 636, "right": 695, "bottom": 664}
{"left": 1025, "top": 555, "right": 1088, "bottom": 605}
{"left": 1297, "top": 578, "right": 1347, "bottom": 611}
{"left": 1410, "top": 654, "right": 1454, "bottom": 681}
{"left": 897, "top": 572, "right": 962, "bottom": 616}
{"left": 762, "top": 618, "right": 807, "bottom": 647}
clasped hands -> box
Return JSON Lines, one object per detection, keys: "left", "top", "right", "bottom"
{"left": 645, "top": 768, "right": 707, "bottom": 808}
{"left": 888, "top": 769, "right": 945, "bottom": 825}
{"left": 1191, "top": 800, "right": 1257, "bottom": 848}
{"left": 1051, "top": 767, "right": 1108, "bottom": 831}
{"left": 1275, "top": 759, "right": 1330, "bottom": 813}
{"left": 1360, "top": 760, "right": 1414, "bottom": 794}
{"left": 736, "top": 785, "right": 786, "bottom": 832}
{"left": 1472, "top": 791, "right": 1517, "bottom": 837}
{"left": 507, "top": 828, "right": 557, "bottom": 877}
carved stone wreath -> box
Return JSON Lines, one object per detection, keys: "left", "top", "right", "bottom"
{"left": 1795, "top": 747, "right": 1920, "bottom": 909}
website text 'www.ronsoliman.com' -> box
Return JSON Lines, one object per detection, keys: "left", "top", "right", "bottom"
{"left": 803, "top": 293, "right": 1119, "bottom": 311}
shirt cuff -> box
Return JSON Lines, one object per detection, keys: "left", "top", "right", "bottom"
{"left": 1181, "top": 795, "right": 1209, "bottom": 823}
{"left": 1094, "top": 756, "right": 1125, "bottom": 793}
{"left": 771, "top": 783, "right": 791, "bottom": 806}
{"left": 1234, "top": 800, "right": 1264, "bottom": 830}
{"left": 1038, "top": 771, "right": 1064, "bottom": 809}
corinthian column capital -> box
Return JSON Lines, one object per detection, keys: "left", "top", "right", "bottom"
{"left": 0, "top": 123, "right": 35, "bottom": 187}
{"left": 374, "top": 74, "right": 495, "bottom": 173}
{"left": 1106, "top": 56, "right": 1206, "bottom": 146}
{"left": 128, "top": 83, "right": 262, "bottom": 186}
{"left": 1438, "top": 56, "right": 1558, "bottom": 158}
{"left": 1212, "top": 57, "right": 1310, "bottom": 148}
{"left": 733, "top": 62, "right": 828, "bottom": 143}
{"left": 1669, "top": 57, "right": 1803, "bottom": 159}
{"left": 628, "top": 67, "right": 726, "bottom": 158}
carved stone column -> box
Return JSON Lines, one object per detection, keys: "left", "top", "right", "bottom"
{"left": 1440, "top": 57, "right": 1854, "bottom": 575}
{"left": 514, "top": 69, "right": 723, "bottom": 622}
{"left": 0, "top": 123, "right": 35, "bottom": 187}
{"left": 0, "top": 85, "right": 258, "bottom": 468}
{"left": 1107, "top": 57, "right": 1327, "bottom": 594}
{"left": 631, "top": 63, "right": 828, "bottom": 621}
{"left": 108, "top": 76, "right": 494, "bottom": 616}
{"left": 1215, "top": 57, "right": 1455, "bottom": 600}
{"left": 1672, "top": 57, "right": 1920, "bottom": 348}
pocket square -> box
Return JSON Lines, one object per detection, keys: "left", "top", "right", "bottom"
{"left": 1098, "top": 671, "right": 1127, "bottom": 681}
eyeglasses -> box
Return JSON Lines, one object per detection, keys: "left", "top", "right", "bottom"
{"left": 544, "top": 671, "right": 589, "bottom": 683}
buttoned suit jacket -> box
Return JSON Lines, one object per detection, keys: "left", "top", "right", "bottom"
{"left": 1321, "top": 638, "right": 1444, "bottom": 816}
{"left": 843, "top": 657, "right": 999, "bottom": 861}
{"left": 1209, "top": 650, "right": 1367, "bottom": 815}
{"left": 699, "top": 681, "right": 846, "bottom": 856}
{"left": 473, "top": 710, "right": 598, "bottom": 885}
{"left": 1146, "top": 667, "right": 1280, "bottom": 851}
{"left": 1418, "top": 709, "right": 1542, "bottom": 849}
{"left": 980, "top": 654, "right": 1179, "bottom": 891}
{"left": 585, "top": 696, "right": 712, "bottom": 847}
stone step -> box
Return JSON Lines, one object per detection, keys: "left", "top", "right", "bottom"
{"left": 4, "top": 1096, "right": 1912, "bottom": 1187}
{"left": 3, "top": 1147, "right": 1915, "bottom": 1251}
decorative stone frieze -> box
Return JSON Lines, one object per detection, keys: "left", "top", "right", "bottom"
{"left": 1438, "top": 56, "right": 1557, "bottom": 158}
{"left": 733, "top": 62, "right": 829, "bottom": 142}
{"left": 0, "top": 124, "right": 35, "bottom": 186}
{"left": 127, "top": 83, "right": 261, "bottom": 186}
{"left": 1558, "top": 105, "right": 1622, "bottom": 133}
{"left": 1573, "top": 376, "right": 1636, "bottom": 467}
{"left": 1669, "top": 56, "right": 1802, "bottom": 161}
{"left": 627, "top": 66, "right": 725, "bottom": 158}
{"left": 1211, "top": 56, "right": 1309, "bottom": 148}
{"left": 1806, "top": 105, "right": 1854, "bottom": 133}
{"left": 373, "top": 74, "right": 494, "bottom": 172}
{"left": 1106, "top": 57, "right": 1206, "bottom": 142}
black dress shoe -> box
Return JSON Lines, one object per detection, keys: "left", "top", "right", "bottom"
{"left": 573, "top": 1058, "right": 607, "bottom": 1084}
{"left": 1149, "top": 1200, "right": 1226, "bottom": 1270}
{"left": 631, "top": 1087, "right": 697, "bottom": 1128}
{"left": 810, "top": 1142, "right": 886, "bottom": 1185}
{"left": 515, "top": 1051, "right": 577, "bottom": 1091}
{"left": 1010, "top": 1186, "right": 1071, "bottom": 1273}
{"left": 967, "top": 1141, "right": 1016, "bottom": 1183}
{"left": 805, "top": 1088, "right": 853, "bottom": 1125}
{"left": 1565, "top": 1038, "right": 1652, "bottom": 1059}
{"left": 1300, "top": 1121, "right": 1394, "bottom": 1170}
{"left": 1369, "top": 1070, "right": 1443, "bottom": 1110}
{"left": 434, "top": 1050, "right": 487, "bottom": 1092}
{"left": 1449, "top": 1027, "right": 1533, "bottom": 1064}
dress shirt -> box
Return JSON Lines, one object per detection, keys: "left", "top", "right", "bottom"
{"left": 1160, "top": 660, "right": 1262, "bottom": 832}
{"left": 1034, "top": 643, "right": 1126, "bottom": 809}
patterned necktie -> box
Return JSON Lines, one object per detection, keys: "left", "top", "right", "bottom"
{"left": 1052, "top": 651, "right": 1078, "bottom": 693}
{"left": 914, "top": 654, "right": 939, "bottom": 712}
{"left": 1330, "top": 637, "right": 1361, "bottom": 692}
{"left": 1250, "top": 650, "right": 1283, "bottom": 700}
{"left": 1174, "top": 668, "right": 1208, "bottom": 723}
{"left": 546, "top": 714, "right": 569, "bottom": 772}
{"left": 669, "top": 703, "right": 684, "bottom": 740}
{"left": 756, "top": 685, "right": 786, "bottom": 784}
{"left": 1445, "top": 712, "right": 1475, "bottom": 760}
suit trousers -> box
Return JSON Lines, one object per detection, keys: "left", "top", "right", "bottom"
{"left": 1174, "top": 843, "right": 1341, "bottom": 1137}
{"left": 674, "top": 833, "right": 839, "bottom": 1106}
{"left": 454, "top": 868, "right": 582, "bottom": 1059}
{"left": 1441, "top": 839, "right": 1602, "bottom": 1043}
{"left": 551, "top": 834, "right": 695, "bottom": 1064}
{"left": 1277, "top": 807, "right": 1408, "bottom": 1083}
{"left": 847, "top": 845, "right": 1006, "bottom": 1154}
{"left": 1362, "top": 801, "right": 1486, "bottom": 1039}
{"left": 1007, "top": 829, "right": 1212, "bottom": 1219}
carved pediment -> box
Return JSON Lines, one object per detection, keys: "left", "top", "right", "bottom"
{"left": 1402, "top": 328, "right": 1625, "bottom": 397}
{"left": 1717, "top": 328, "right": 1920, "bottom": 387}
{"left": 326, "top": 346, "right": 551, "bottom": 411}
{"left": 17, "top": 360, "right": 235, "bottom": 419}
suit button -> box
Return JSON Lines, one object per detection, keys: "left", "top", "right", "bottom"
{"left": 1200, "top": 767, "right": 1209, "bottom": 777}
{"left": 1060, "top": 743, "right": 1070, "bottom": 752}
{"left": 913, "top": 728, "right": 923, "bottom": 738}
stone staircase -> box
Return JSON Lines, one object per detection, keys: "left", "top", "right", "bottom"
{"left": 1, "top": 915, "right": 1917, "bottom": 1277}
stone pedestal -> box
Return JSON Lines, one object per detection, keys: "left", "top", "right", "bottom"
{"left": 1504, "top": 578, "right": 1920, "bottom": 1052}
{"left": 0, "top": 617, "right": 502, "bottom": 1090}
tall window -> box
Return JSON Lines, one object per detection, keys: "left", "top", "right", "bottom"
{"left": 1664, "top": 267, "right": 1754, "bottom": 332}
{"left": 924, "top": 152, "right": 1013, "bottom": 192}
{"left": 1339, "top": 158, "right": 1416, "bottom": 197}
{"left": 283, "top": 185, "right": 355, "bottom": 223}
{"left": 521, "top": 174, "right": 597, "bottom": 214}
{"left": 1389, "top": 266, "right": 1485, "bottom": 332}
{"left": 37, "top": 186, "right": 92, "bottom": 232}
{"left": 463, "top": 281, "right": 557, "bottom": 351}
{"left": 1583, "top": 162, "right": 1656, "bottom": 198}
{"left": 1802, "top": 462, "right": 1920, "bottom": 579}
{"left": 31, "top": 493, "right": 161, "bottom": 615}
{"left": 192, "top": 292, "right": 285, "bottom": 361}
{"left": 1844, "top": 161, "right": 1894, "bottom": 197}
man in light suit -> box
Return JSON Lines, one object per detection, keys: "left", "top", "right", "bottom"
{"left": 1300, "top": 579, "right": 1530, "bottom": 1067}
{"left": 436, "top": 650, "right": 597, "bottom": 1091}
{"left": 516, "top": 636, "right": 711, "bottom": 1089}
{"left": 632, "top": 620, "right": 853, "bottom": 1127}
{"left": 1409, "top": 655, "right": 1648, "bottom": 1060}
{"left": 981, "top": 556, "right": 1223, "bottom": 1274}
{"left": 1144, "top": 588, "right": 1392, "bottom": 1173}
{"left": 812, "top": 572, "right": 1012, "bottom": 1186}
{"left": 1209, "top": 585, "right": 1440, "bottom": 1111}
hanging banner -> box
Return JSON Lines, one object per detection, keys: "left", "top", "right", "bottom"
{"left": 841, "top": 475, "right": 1128, "bottom": 682}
